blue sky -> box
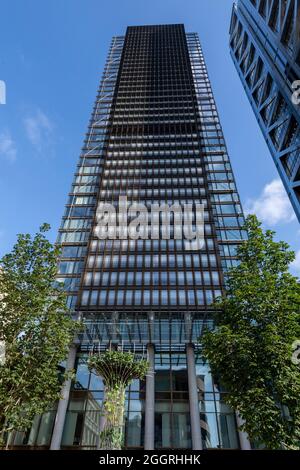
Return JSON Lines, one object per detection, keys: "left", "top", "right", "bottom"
{"left": 0, "top": 0, "right": 299, "bottom": 274}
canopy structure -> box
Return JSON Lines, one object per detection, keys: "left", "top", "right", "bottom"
{"left": 76, "top": 311, "right": 215, "bottom": 352}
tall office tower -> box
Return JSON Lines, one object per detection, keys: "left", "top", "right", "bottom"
{"left": 10, "top": 24, "right": 248, "bottom": 450}
{"left": 229, "top": 0, "right": 300, "bottom": 221}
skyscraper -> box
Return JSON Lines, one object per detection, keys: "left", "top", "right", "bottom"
{"left": 229, "top": 0, "right": 300, "bottom": 221}
{"left": 9, "top": 24, "right": 249, "bottom": 450}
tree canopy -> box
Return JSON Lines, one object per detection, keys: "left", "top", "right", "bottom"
{"left": 88, "top": 350, "right": 149, "bottom": 450}
{"left": 201, "top": 215, "right": 300, "bottom": 450}
{"left": 0, "top": 224, "right": 78, "bottom": 444}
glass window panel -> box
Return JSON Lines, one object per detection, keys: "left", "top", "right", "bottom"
{"left": 170, "top": 290, "right": 177, "bottom": 305}
{"left": 74, "top": 358, "right": 89, "bottom": 390}
{"left": 125, "top": 290, "right": 133, "bottom": 305}
{"left": 187, "top": 290, "right": 196, "bottom": 305}
{"left": 152, "top": 290, "right": 159, "bottom": 305}
{"left": 126, "top": 412, "right": 143, "bottom": 447}
{"left": 172, "top": 413, "right": 191, "bottom": 449}
{"left": 134, "top": 290, "right": 141, "bottom": 305}
{"left": 206, "top": 290, "right": 214, "bottom": 305}
{"left": 196, "top": 290, "right": 204, "bottom": 305}
{"left": 117, "top": 290, "right": 124, "bottom": 305}
{"left": 178, "top": 290, "right": 186, "bottom": 305}
{"left": 143, "top": 290, "right": 150, "bottom": 305}
{"left": 201, "top": 412, "right": 220, "bottom": 449}
{"left": 90, "top": 291, "right": 98, "bottom": 306}
{"left": 218, "top": 413, "right": 239, "bottom": 449}
{"left": 107, "top": 290, "right": 115, "bottom": 305}
{"left": 35, "top": 411, "right": 56, "bottom": 446}
{"left": 62, "top": 411, "right": 84, "bottom": 446}
{"left": 81, "top": 410, "right": 101, "bottom": 447}
{"left": 99, "top": 290, "right": 107, "bottom": 305}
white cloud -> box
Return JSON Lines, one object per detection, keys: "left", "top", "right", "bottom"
{"left": 291, "top": 250, "right": 300, "bottom": 276}
{"left": 24, "top": 109, "right": 53, "bottom": 152}
{"left": 245, "top": 179, "right": 296, "bottom": 225}
{"left": 0, "top": 130, "right": 17, "bottom": 162}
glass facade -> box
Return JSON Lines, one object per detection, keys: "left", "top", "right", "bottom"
{"left": 229, "top": 0, "right": 300, "bottom": 221}
{"left": 9, "top": 24, "right": 248, "bottom": 450}
{"left": 155, "top": 353, "right": 191, "bottom": 449}
{"left": 195, "top": 354, "right": 239, "bottom": 449}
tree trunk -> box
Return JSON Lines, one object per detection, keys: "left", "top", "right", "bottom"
{"left": 99, "top": 386, "right": 125, "bottom": 450}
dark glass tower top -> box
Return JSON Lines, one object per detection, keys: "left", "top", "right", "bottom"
{"left": 57, "top": 24, "right": 245, "bottom": 345}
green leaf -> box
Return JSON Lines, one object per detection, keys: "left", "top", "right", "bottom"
{"left": 0, "top": 224, "right": 79, "bottom": 441}
{"left": 200, "top": 215, "right": 300, "bottom": 450}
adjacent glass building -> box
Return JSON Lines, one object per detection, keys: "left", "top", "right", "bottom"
{"left": 229, "top": 0, "right": 300, "bottom": 221}
{"left": 9, "top": 24, "right": 250, "bottom": 450}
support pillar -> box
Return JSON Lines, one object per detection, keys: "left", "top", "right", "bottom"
{"left": 144, "top": 343, "right": 155, "bottom": 450}
{"left": 111, "top": 311, "right": 119, "bottom": 346}
{"left": 50, "top": 344, "right": 78, "bottom": 450}
{"left": 184, "top": 312, "right": 192, "bottom": 343}
{"left": 236, "top": 413, "right": 251, "bottom": 450}
{"left": 186, "top": 343, "right": 202, "bottom": 450}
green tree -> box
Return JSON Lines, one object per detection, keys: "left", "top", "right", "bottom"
{"left": 201, "top": 215, "right": 300, "bottom": 450}
{"left": 88, "top": 350, "right": 149, "bottom": 450}
{"left": 0, "top": 224, "right": 78, "bottom": 446}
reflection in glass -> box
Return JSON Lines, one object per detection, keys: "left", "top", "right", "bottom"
{"left": 195, "top": 356, "right": 239, "bottom": 449}
{"left": 155, "top": 353, "right": 191, "bottom": 449}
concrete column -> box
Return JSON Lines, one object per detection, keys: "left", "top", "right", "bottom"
{"left": 184, "top": 312, "right": 192, "bottom": 343}
{"left": 50, "top": 344, "right": 78, "bottom": 450}
{"left": 144, "top": 343, "right": 155, "bottom": 450}
{"left": 148, "top": 312, "right": 155, "bottom": 344}
{"left": 186, "top": 343, "right": 202, "bottom": 450}
{"left": 111, "top": 311, "right": 119, "bottom": 346}
{"left": 236, "top": 413, "right": 251, "bottom": 450}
